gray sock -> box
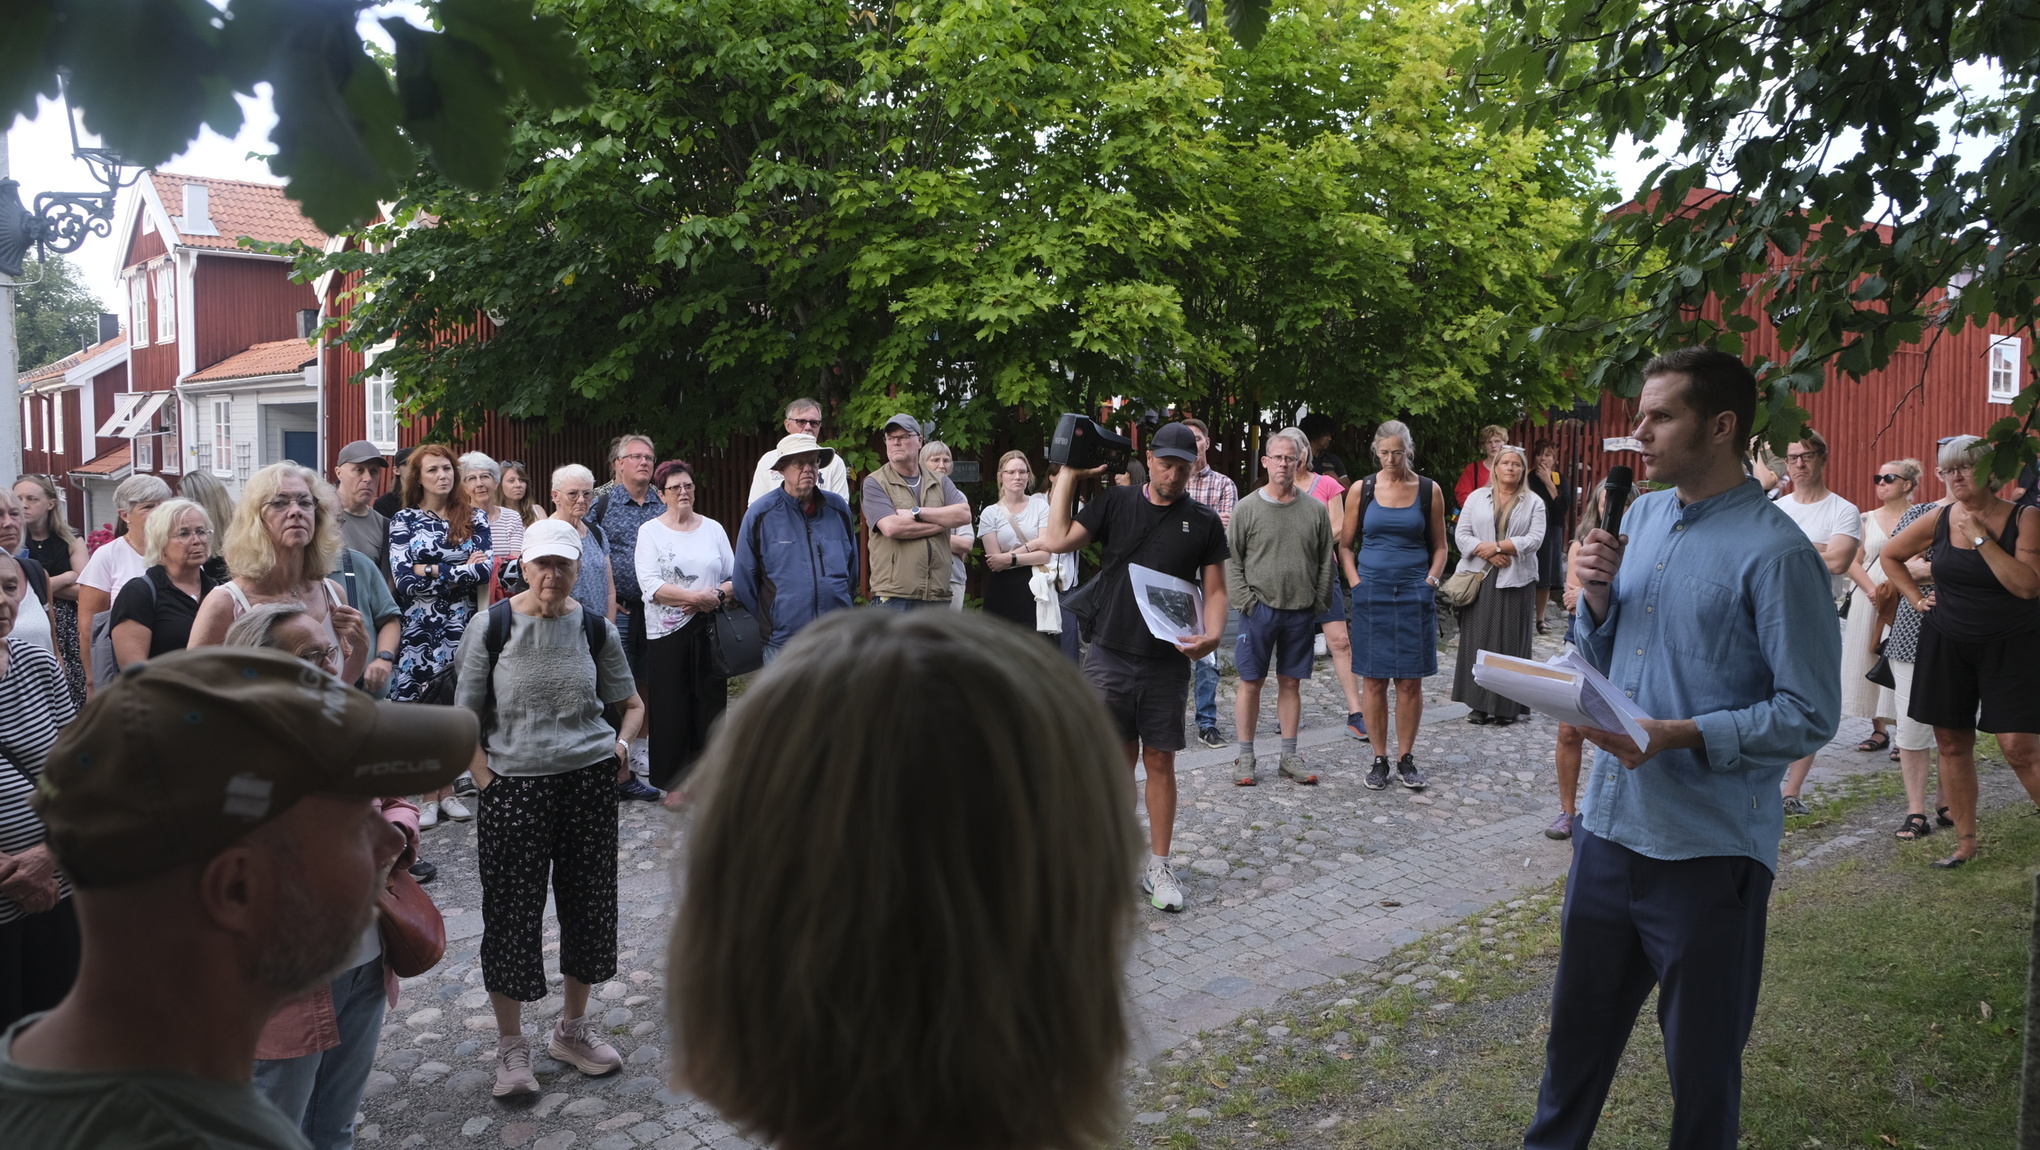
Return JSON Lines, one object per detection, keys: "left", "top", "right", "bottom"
{"left": 1281, "top": 736, "right": 1298, "bottom": 755}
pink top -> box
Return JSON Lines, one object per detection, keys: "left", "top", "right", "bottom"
{"left": 1305, "top": 473, "right": 1344, "bottom": 504}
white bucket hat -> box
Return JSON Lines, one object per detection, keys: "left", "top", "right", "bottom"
{"left": 767, "top": 432, "right": 836, "bottom": 472}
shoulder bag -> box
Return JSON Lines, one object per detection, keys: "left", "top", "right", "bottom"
{"left": 1060, "top": 492, "right": 1193, "bottom": 641}
{"left": 1438, "top": 492, "right": 1513, "bottom": 610}
{"left": 377, "top": 865, "right": 446, "bottom": 978}
{"left": 704, "top": 598, "right": 764, "bottom": 678}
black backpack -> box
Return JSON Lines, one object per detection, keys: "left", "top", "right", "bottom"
{"left": 418, "top": 600, "right": 611, "bottom": 747}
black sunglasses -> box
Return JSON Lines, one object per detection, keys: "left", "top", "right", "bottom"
{"left": 1872, "top": 473, "right": 1906, "bottom": 484}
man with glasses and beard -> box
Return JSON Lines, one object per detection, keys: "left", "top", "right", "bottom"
{"left": 0, "top": 648, "right": 475, "bottom": 1149}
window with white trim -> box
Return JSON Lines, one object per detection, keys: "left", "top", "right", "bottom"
{"left": 129, "top": 275, "right": 149, "bottom": 346}
{"left": 41, "top": 399, "right": 53, "bottom": 456}
{"left": 135, "top": 435, "right": 153, "bottom": 473}
{"left": 366, "top": 370, "right": 397, "bottom": 450}
{"left": 212, "top": 398, "right": 234, "bottom": 476}
{"left": 52, "top": 396, "right": 62, "bottom": 454}
{"left": 20, "top": 400, "right": 31, "bottom": 451}
{"left": 153, "top": 264, "right": 177, "bottom": 344}
{"left": 1988, "top": 335, "right": 2022, "bottom": 404}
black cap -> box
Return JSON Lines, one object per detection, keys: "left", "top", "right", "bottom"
{"left": 1150, "top": 422, "right": 1199, "bottom": 462}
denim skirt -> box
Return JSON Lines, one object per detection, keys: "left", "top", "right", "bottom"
{"left": 1349, "top": 575, "right": 1438, "bottom": 680}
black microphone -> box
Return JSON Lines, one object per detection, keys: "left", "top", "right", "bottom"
{"left": 1602, "top": 465, "right": 1634, "bottom": 539}
{"left": 1587, "top": 465, "right": 1634, "bottom": 586}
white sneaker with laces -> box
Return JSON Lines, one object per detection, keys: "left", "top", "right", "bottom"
{"left": 439, "top": 795, "right": 473, "bottom": 821}
{"left": 417, "top": 800, "right": 440, "bottom": 829}
{"left": 492, "top": 1034, "right": 538, "bottom": 1096}
{"left": 549, "top": 1011, "right": 623, "bottom": 1076}
{"left": 1142, "top": 858, "right": 1185, "bottom": 913}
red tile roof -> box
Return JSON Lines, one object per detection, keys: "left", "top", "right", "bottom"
{"left": 150, "top": 172, "right": 328, "bottom": 250}
{"left": 71, "top": 445, "right": 131, "bottom": 477}
{"left": 21, "top": 332, "right": 128, "bottom": 386}
{"left": 187, "top": 338, "right": 319, "bottom": 383}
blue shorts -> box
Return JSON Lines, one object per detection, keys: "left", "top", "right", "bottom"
{"left": 1235, "top": 604, "right": 1318, "bottom": 682}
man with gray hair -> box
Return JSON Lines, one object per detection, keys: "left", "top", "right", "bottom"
{"left": 589, "top": 435, "right": 664, "bottom": 802}
{"left": 748, "top": 399, "right": 850, "bottom": 504}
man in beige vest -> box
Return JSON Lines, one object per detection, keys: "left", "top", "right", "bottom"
{"left": 861, "top": 414, "right": 971, "bottom": 609}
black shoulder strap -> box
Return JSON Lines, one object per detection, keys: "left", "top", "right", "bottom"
{"left": 479, "top": 599, "right": 515, "bottom": 742}
{"left": 587, "top": 518, "right": 606, "bottom": 550}
{"left": 1094, "top": 490, "right": 1194, "bottom": 589}
{"left": 581, "top": 607, "right": 607, "bottom": 662}
{"left": 22, "top": 558, "right": 47, "bottom": 607}
{"left": 591, "top": 491, "right": 612, "bottom": 527}
{"left": 1419, "top": 475, "right": 1434, "bottom": 539}
{"left": 1355, "top": 477, "right": 1376, "bottom": 550}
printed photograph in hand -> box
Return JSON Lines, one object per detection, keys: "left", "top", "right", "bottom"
{"left": 1145, "top": 585, "right": 1198, "bottom": 632}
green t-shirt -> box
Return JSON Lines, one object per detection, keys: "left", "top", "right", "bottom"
{"left": 0, "top": 1015, "right": 311, "bottom": 1150}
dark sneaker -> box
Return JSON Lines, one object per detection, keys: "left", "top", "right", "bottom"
{"left": 616, "top": 777, "right": 663, "bottom": 803}
{"left": 408, "top": 859, "right": 437, "bottom": 884}
{"left": 1198, "top": 726, "right": 1228, "bottom": 750}
{"left": 1364, "top": 757, "right": 1390, "bottom": 790}
{"left": 1544, "top": 811, "right": 1574, "bottom": 840}
{"left": 1396, "top": 754, "right": 1426, "bottom": 790}
{"left": 1781, "top": 794, "right": 1809, "bottom": 817}
{"left": 1346, "top": 711, "right": 1366, "bottom": 739}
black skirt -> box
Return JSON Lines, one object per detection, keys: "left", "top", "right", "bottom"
{"left": 982, "top": 565, "right": 1038, "bottom": 631}
{"left": 643, "top": 621, "right": 728, "bottom": 790}
{"left": 1451, "top": 583, "right": 1536, "bottom": 717}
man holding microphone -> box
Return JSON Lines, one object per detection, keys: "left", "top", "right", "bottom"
{"left": 1528, "top": 348, "right": 1840, "bottom": 1150}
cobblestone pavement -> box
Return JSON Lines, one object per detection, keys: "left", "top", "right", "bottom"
{"left": 354, "top": 616, "right": 1894, "bottom": 1148}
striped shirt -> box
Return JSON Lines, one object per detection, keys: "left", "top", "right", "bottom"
{"left": 0, "top": 639, "right": 77, "bottom": 924}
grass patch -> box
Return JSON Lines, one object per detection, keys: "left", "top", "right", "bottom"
{"left": 1330, "top": 798, "right": 2036, "bottom": 1149}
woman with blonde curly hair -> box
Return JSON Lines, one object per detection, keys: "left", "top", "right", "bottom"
{"left": 186, "top": 462, "right": 369, "bottom": 687}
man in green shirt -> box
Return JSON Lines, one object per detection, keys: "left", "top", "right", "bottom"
{"left": 0, "top": 648, "right": 474, "bottom": 1149}
{"left": 1225, "top": 427, "right": 1335, "bottom": 786}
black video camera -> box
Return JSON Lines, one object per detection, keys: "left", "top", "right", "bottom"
{"left": 1047, "top": 413, "right": 1133, "bottom": 473}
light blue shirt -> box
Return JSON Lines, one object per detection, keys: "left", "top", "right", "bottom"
{"left": 1569, "top": 477, "right": 1840, "bottom": 872}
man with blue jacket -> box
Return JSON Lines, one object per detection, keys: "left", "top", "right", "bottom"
{"left": 735, "top": 434, "right": 860, "bottom": 659}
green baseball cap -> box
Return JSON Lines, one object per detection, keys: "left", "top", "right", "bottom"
{"left": 35, "top": 647, "right": 476, "bottom": 888}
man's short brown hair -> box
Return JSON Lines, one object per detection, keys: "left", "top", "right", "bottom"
{"left": 670, "top": 611, "right": 1139, "bottom": 1150}
{"left": 1643, "top": 347, "right": 1759, "bottom": 445}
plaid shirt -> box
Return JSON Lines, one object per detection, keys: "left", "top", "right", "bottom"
{"left": 1186, "top": 465, "right": 1240, "bottom": 528}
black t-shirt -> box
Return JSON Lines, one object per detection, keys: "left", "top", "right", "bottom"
{"left": 1075, "top": 485, "right": 1228, "bottom": 659}
{"left": 109, "top": 565, "right": 222, "bottom": 660}
{"left": 1317, "top": 450, "right": 1350, "bottom": 485}
{"left": 21, "top": 533, "right": 71, "bottom": 577}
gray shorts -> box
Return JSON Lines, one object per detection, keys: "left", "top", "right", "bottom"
{"left": 1083, "top": 643, "right": 1190, "bottom": 753}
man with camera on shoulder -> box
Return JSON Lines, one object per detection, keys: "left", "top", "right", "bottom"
{"left": 1040, "top": 421, "right": 1229, "bottom": 913}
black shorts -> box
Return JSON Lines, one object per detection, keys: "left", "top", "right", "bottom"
{"left": 1083, "top": 643, "right": 1191, "bottom": 753}
{"left": 1908, "top": 619, "right": 2040, "bottom": 734}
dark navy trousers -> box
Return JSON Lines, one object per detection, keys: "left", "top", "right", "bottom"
{"left": 1525, "top": 826, "right": 1773, "bottom": 1150}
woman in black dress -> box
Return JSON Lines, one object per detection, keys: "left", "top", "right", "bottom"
{"left": 1526, "top": 441, "right": 1571, "bottom": 634}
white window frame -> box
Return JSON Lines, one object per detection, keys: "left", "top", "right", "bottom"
{"left": 212, "top": 398, "right": 235, "bottom": 476}
{"left": 51, "top": 395, "right": 63, "bottom": 454}
{"left": 134, "top": 434, "right": 153, "bottom": 473}
{"left": 129, "top": 275, "right": 149, "bottom": 346}
{"left": 1988, "top": 335, "right": 2022, "bottom": 404}
{"left": 20, "top": 400, "right": 32, "bottom": 451}
{"left": 41, "top": 399, "right": 53, "bottom": 455}
{"left": 153, "top": 264, "right": 177, "bottom": 345}
{"left": 366, "top": 370, "right": 398, "bottom": 451}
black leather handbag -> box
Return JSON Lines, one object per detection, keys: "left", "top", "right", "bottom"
{"left": 1865, "top": 639, "right": 1896, "bottom": 689}
{"left": 704, "top": 601, "right": 765, "bottom": 678}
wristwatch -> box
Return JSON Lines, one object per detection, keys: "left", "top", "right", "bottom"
{"left": 1972, "top": 534, "right": 1988, "bottom": 549}
{"left": 911, "top": 506, "right": 924, "bottom": 523}
{"left": 1425, "top": 574, "right": 1440, "bottom": 587}
{"left": 375, "top": 650, "right": 396, "bottom": 663}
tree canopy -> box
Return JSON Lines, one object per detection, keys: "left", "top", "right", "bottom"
{"left": 1466, "top": 0, "right": 2040, "bottom": 468}
{"left": 11, "top": 255, "right": 104, "bottom": 372}
{"left": 294, "top": 0, "right": 1604, "bottom": 465}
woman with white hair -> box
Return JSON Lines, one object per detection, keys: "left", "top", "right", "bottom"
{"left": 1880, "top": 433, "right": 2040, "bottom": 868}
{"left": 462, "top": 451, "right": 526, "bottom": 575}
{"left": 186, "top": 462, "right": 370, "bottom": 689}
{"left": 549, "top": 463, "right": 616, "bottom": 623}
{"left": 178, "top": 468, "right": 236, "bottom": 582}
{"left": 1450, "top": 443, "right": 1546, "bottom": 725}
{"left": 107, "top": 498, "right": 220, "bottom": 668}
{"left": 73, "top": 472, "right": 170, "bottom": 692}
{"left": 1341, "top": 421, "right": 1448, "bottom": 790}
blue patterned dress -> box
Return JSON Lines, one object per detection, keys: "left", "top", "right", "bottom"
{"left": 388, "top": 507, "right": 494, "bottom": 702}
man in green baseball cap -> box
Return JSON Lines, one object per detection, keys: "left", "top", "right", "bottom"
{"left": 0, "top": 647, "right": 475, "bottom": 1149}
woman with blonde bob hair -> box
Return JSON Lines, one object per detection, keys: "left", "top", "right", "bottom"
{"left": 669, "top": 610, "right": 1139, "bottom": 1150}
{"left": 187, "top": 463, "right": 368, "bottom": 686}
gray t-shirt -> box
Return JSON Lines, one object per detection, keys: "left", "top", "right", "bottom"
{"left": 452, "top": 604, "right": 636, "bottom": 777}
{"left": 335, "top": 506, "right": 388, "bottom": 575}
{"left": 0, "top": 1014, "right": 312, "bottom": 1149}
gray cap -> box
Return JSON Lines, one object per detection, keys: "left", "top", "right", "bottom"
{"left": 337, "top": 440, "right": 387, "bottom": 467}
{"left": 883, "top": 413, "right": 923, "bottom": 438}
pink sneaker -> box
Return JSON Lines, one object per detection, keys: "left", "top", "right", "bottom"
{"left": 549, "top": 1012, "right": 623, "bottom": 1076}
{"left": 492, "top": 1034, "right": 538, "bottom": 1097}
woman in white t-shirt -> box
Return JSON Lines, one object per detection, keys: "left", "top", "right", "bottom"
{"left": 1775, "top": 429, "right": 1862, "bottom": 815}
{"left": 635, "top": 460, "right": 734, "bottom": 792}
{"left": 978, "top": 450, "right": 1059, "bottom": 640}
{"left": 73, "top": 473, "right": 170, "bottom": 693}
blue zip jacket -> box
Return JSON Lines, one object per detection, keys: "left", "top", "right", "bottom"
{"left": 734, "top": 486, "right": 861, "bottom": 648}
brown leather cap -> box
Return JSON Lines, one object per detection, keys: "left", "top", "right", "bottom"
{"left": 34, "top": 647, "right": 475, "bottom": 888}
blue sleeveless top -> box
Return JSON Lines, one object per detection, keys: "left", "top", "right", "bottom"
{"left": 1358, "top": 497, "right": 1429, "bottom": 581}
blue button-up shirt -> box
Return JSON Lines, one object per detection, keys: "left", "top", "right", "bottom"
{"left": 1569, "top": 478, "right": 1840, "bottom": 872}
{"left": 591, "top": 484, "right": 664, "bottom": 611}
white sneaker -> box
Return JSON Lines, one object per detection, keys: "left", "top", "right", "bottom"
{"left": 417, "top": 800, "right": 440, "bottom": 828}
{"left": 1142, "top": 858, "right": 1185, "bottom": 913}
{"left": 440, "top": 795, "right": 473, "bottom": 821}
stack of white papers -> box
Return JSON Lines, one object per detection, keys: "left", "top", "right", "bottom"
{"left": 1129, "top": 564, "right": 1205, "bottom": 643}
{"left": 1470, "top": 649, "right": 1654, "bottom": 751}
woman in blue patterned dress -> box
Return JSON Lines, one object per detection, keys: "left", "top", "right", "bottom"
{"left": 388, "top": 443, "right": 493, "bottom": 703}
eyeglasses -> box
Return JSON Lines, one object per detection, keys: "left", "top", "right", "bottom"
{"left": 264, "top": 496, "right": 318, "bottom": 513}
{"left": 1937, "top": 465, "right": 1975, "bottom": 477}
{"left": 171, "top": 526, "right": 211, "bottom": 540}
{"left": 296, "top": 645, "right": 340, "bottom": 667}
{"left": 788, "top": 417, "right": 822, "bottom": 429}
{"left": 620, "top": 452, "right": 655, "bottom": 464}
{"left": 662, "top": 483, "right": 696, "bottom": 494}
{"left": 1872, "top": 473, "right": 1906, "bottom": 484}
{"left": 556, "top": 489, "right": 594, "bottom": 501}
{"left": 1264, "top": 453, "right": 1302, "bottom": 465}
{"left": 1785, "top": 451, "right": 1823, "bottom": 463}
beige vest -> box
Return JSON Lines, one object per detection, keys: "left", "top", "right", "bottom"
{"left": 867, "top": 463, "right": 952, "bottom": 601}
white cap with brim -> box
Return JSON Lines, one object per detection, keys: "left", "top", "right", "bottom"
{"left": 521, "top": 518, "right": 583, "bottom": 563}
